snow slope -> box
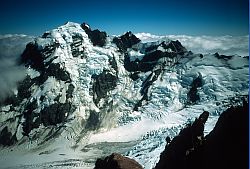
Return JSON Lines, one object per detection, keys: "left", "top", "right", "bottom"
{"left": 0, "top": 23, "right": 248, "bottom": 169}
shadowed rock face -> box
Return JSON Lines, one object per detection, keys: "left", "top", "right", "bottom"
{"left": 155, "top": 100, "right": 248, "bottom": 169}
{"left": 46, "top": 63, "right": 71, "bottom": 82}
{"left": 196, "top": 101, "right": 249, "bottom": 169}
{"left": 187, "top": 73, "right": 203, "bottom": 104}
{"left": 85, "top": 111, "right": 100, "bottom": 130}
{"left": 81, "top": 23, "right": 107, "bottom": 47}
{"left": 113, "top": 31, "right": 141, "bottom": 52}
{"left": 71, "top": 35, "right": 86, "bottom": 58}
{"left": 94, "top": 153, "right": 143, "bottom": 169}
{"left": 214, "top": 52, "right": 233, "bottom": 60}
{"left": 22, "top": 100, "right": 76, "bottom": 136}
{"left": 21, "top": 42, "right": 44, "bottom": 71}
{"left": 166, "top": 40, "right": 187, "bottom": 55}
{"left": 92, "top": 70, "right": 118, "bottom": 106}
{"left": 21, "top": 42, "right": 59, "bottom": 72}
{"left": 0, "top": 126, "right": 17, "bottom": 146}
{"left": 154, "top": 111, "right": 209, "bottom": 169}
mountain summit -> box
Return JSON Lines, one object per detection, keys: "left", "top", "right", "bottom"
{"left": 0, "top": 22, "right": 248, "bottom": 169}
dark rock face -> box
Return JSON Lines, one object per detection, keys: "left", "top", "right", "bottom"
{"left": 195, "top": 101, "right": 249, "bottom": 169}
{"left": 155, "top": 100, "right": 248, "bottom": 169}
{"left": 0, "top": 126, "right": 17, "bottom": 146}
{"left": 21, "top": 42, "right": 58, "bottom": 71}
{"left": 31, "top": 63, "right": 71, "bottom": 86}
{"left": 22, "top": 101, "right": 75, "bottom": 136}
{"left": 94, "top": 153, "right": 143, "bottom": 169}
{"left": 17, "top": 76, "right": 33, "bottom": 99}
{"left": 81, "top": 23, "right": 107, "bottom": 47}
{"left": 124, "top": 51, "right": 170, "bottom": 72}
{"left": 92, "top": 70, "right": 118, "bottom": 105}
{"left": 89, "top": 30, "right": 107, "bottom": 47}
{"left": 187, "top": 74, "right": 203, "bottom": 103}
{"left": 21, "top": 42, "right": 44, "bottom": 71}
{"left": 21, "top": 40, "right": 70, "bottom": 84}
{"left": 113, "top": 32, "right": 141, "bottom": 52}
{"left": 46, "top": 63, "right": 71, "bottom": 82}
{"left": 134, "top": 69, "right": 162, "bottom": 111}
{"left": 40, "top": 102, "right": 73, "bottom": 126}
{"left": 85, "top": 111, "right": 100, "bottom": 130}
{"left": 71, "top": 35, "right": 85, "bottom": 58}
{"left": 166, "top": 40, "right": 187, "bottom": 55}
{"left": 109, "top": 56, "right": 119, "bottom": 76}
{"left": 21, "top": 94, "right": 75, "bottom": 136}
{"left": 129, "top": 72, "right": 140, "bottom": 81}
{"left": 145, "top": 40, "right": 186, "bottom": 54}
{"left": 80, "top": 23, "right": 90, "bottom": 31}
{"left": 214, "top": 52, "right": 233, "bottom": 60}
{"left": 66, "top": 84, "right": 75, "bottom": 99}
{"left": 42, "top": 32, "right": 51, "bottom": 38}
{"left": 22, "top": 100, "right": 39, "bottom": 136}
{"left": 124, "top": 40, "right": 186, "bottom": 73}
{"left": 155, "top": 111, "right": 209, "bottom": 169}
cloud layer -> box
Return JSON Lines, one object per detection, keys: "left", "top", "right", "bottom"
{"left": 0, "top": 34, "right": 33, "bottom": 102}
{"left": 135, "top": 33, "right": 249, "bottom": 56}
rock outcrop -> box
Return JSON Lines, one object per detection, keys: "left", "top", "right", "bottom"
{"left": 81, "top": 23, "right": 107, "bottom": 47}
{"left": 0, "top": 126, "right": 17, "bottom": 146}
{"left": 154, "top": 111, "right": 209, "bottom": 169}
{"left": 187, "top": 73, "right": 203, "bottom": 104}
{"left": 113, "top": 31, "right": 141, "bottom": 52}
{"left": 214, "top": 52, "right": 233, "bottom": 60}
{"left": 92, "top": 70, "right": 118, "bottom": 106}
{"left": 94, "top": 153, "right": 143, "bottom": 169}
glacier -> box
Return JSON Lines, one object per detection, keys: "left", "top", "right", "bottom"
{"left": 0, "top": 22, "right": 248, "bottom": 169}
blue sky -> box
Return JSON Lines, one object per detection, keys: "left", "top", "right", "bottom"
{"left": 0, "top": 0, "right": 248, "bottom": 36}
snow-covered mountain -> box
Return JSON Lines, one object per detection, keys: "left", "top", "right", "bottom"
{"left": 0, "top": 22, "right": 248, "bottom": 169}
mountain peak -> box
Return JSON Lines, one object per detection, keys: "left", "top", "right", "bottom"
{"left": 0, "top": 21, "right": 248, "bottom": 169}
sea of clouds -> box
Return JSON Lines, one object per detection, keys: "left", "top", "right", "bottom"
{"left": 135, "top": 33, "right": 249, "bottom": 56}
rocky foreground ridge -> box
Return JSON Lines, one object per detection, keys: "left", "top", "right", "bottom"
{"left": 95, "top": 99, "right": 248, "bottom": 169}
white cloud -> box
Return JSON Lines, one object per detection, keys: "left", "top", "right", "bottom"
{"left": 0, "top": 58, "right": 26, "bottom": 102}
{"left": 135, "top": 33, "right": 249, "bottom": 56}
{"left": 0, "top": 34, "right": 33, "bottom": 102}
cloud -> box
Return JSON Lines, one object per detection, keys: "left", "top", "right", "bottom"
{"left": 0, "top": 34, "right": 34, "bottom": 59}
{"left": 0, "top": 34, "right": 33, "bottom": 103}
{"left": 0, "top": 58, "right": 26, "bottom": 102}
{"left": 135, "top": 33, "right": 249, "bottom": 56}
